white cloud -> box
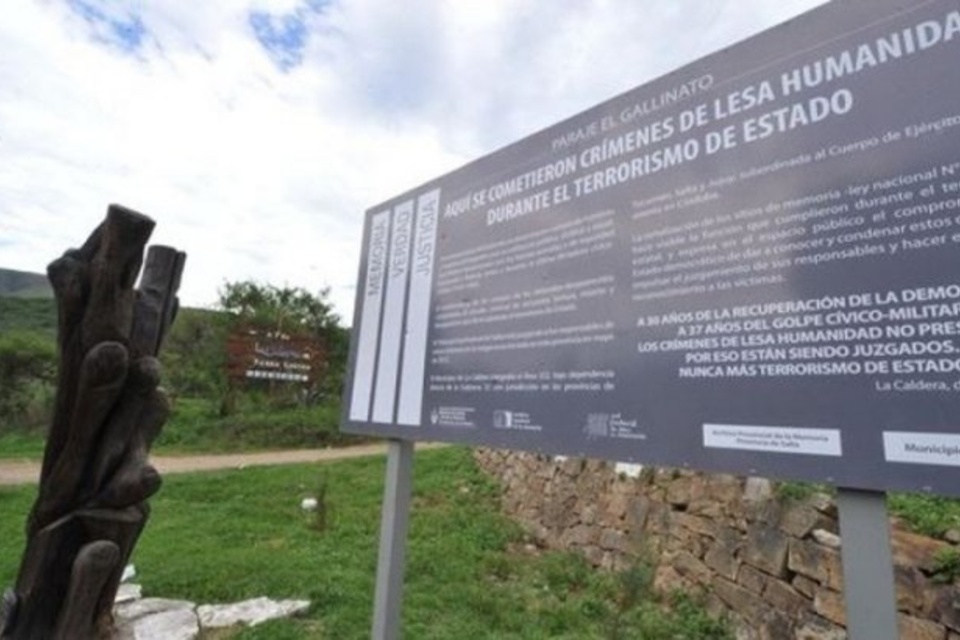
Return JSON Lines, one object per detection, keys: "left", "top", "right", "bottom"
{"left": 0, "top": 0, "right": 825, "bottom": 322}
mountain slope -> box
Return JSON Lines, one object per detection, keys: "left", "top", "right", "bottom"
{"left": 0, "top": 268, "right": 52, "bottom": 298}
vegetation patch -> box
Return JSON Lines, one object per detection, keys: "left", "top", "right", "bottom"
{"left": 0, "top": 280, "right": 352, "bottom": 456}
{"left": 0, "top": 447, "right": 730, "bottom": 639}
{"left": 888, "top": 492, "right": 960, "bottom": 538}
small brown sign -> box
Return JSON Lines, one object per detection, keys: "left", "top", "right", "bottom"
{"left": 226, "top": 325, "right": 326, "bottom": 386}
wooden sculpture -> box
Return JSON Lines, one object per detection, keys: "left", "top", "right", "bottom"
{"left": 1, "top": 205, "right": 185, "bottom": 639}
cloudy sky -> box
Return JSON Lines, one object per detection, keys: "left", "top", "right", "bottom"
{"left": 0, "top": 0, "right": 825, "bottom": 323}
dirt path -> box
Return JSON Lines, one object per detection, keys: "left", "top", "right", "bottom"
{"left": 0, "top": 442, "right": 447, "bottom": 487}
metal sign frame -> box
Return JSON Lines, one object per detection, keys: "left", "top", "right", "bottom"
{"left": 347, "top": 0, "right": 960, "bottom": 636}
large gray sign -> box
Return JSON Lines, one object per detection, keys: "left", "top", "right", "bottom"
{"left": 343, "top": 0, "right": 960, "bottom": 496}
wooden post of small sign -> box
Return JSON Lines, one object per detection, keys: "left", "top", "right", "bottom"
{"left": 836, "top": 488, "right": 899, "bottom": 640}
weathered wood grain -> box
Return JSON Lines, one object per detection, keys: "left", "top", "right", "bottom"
{"left": 1, "top": 205, "right": 185, "bottom": 640}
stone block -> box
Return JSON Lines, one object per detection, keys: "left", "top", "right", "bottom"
{"left": 813, "top": 587, "right": 846, "bottom": 627}
{"left": 598, "top": 529, "right": 628, "bottom": 553}
{"left": 896, "top": 565, "right": 929, "bottom": 614}
{"left": 541, "top": 491, "right": 578, "bottom": 531}
{"left": 742, "top": 525, "right": 790, "bottom": 577}
{"left": 666, "top": 475, "right": 697, "bottom": 506}
{"left": 536, "top": 460, "right": 556, "bottom": 480}
{"left": 779, "top": 503, "right": 829, "bottom": 538}
{"left": 737, "top": 564, "right": 767, "bottom": 595}
{"left": 703, "top": 592, "right": 728, "bottom": 619}
{"left": 808, "top": 492, "right": 837, "bottom": 516}
{"left": 788, "top": 538, "right": 843, "bottom": 590}
{"left": 653, "top": 563, "right": 691, "bottom": 594}
{"left": 663, "top": 527, "right": 704, "bottom": 557}
{"left": 717, "top": 524, "right": 744, "bottom": 546}
{"left": 706, "top": 473, "right": 743, "bottom": 505}
{"left": 663, "top": 536, "right": 687, "bottom": 554}
{"left": 762, "top": 579, "right": 810, "bottom": 617}
{"left": 794, "top": 613, "right": 847, "bottom": 640}
{"left": 748, "top": 499, "right": 784, "bottom": 529}
{"left": 665, "top": 512, "right": 697, "bottom": 542}
{"left": 580, "top": 503, "right": 598, "bottom": 525}
{"left": 560, "top": 524, "right": 596, "bottom": 548}
{"left": 924, "top": 585, "right": 960, "bottom": 631}
{"left": 602, "top": 493, "right": 630, "bottom": 524}
{"left": 688, "top": 499, "right": 724, "bottom": 518}
{"left": 892, "top": 529, "right": 950, "bottom": 572}
{"left": 673, "top": 550, "right": 713, "bottom": 584}
{"left": 730, "top": 614, "right": 760, "bottom": 640}
{"left": 705, "top": 541, "right": 740, "bottom": 581}
{"left": 757, "top": 609, "right": 794, "bottom": 640}
{"left": 644, "top": 502, "right": 671, "bottom": 535}
{"left": 610, "top": 553, "right": 635, "bottom": 572}
{"left": 899, "top": 613, "right": 948, "bottom": 640}
{"left": 582, "top": 545, "right": 605, "bottom": 567}
{"left": 712, "top": 577, "right": 771, "bottom": 626}
{"left": 583, "top": 458, "right": 608, "bottom": 475}
{"left": 503, "top": 495, "right": 523, "bottom": 515}
{"left": 674, "top": 512, "right": 720, "bottom": 539}
{"left": 527, "top": 522, "right": 550, "bottom": 544}
{"left": 625, "top": 496, "right": 651, "bottom": 532}
{"left": 743, "top": 477, "right": 773, "bottom": 504}
{"left": 792, "top": 574, "right": 818, "bottom": 599}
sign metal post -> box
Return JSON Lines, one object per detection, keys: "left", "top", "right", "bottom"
{"left": 837, "top": 488, "right": 899, "bottom": 640}
{"left": 371, "top": 439, "right": 415, "bottom": 640}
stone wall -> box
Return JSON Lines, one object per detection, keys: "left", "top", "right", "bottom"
{"left": 474, "top": 449, "right": 960, "bottom": 640}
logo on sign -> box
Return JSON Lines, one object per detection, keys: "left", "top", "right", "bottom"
{"left": 493, "top": 410, "right": 514, "bottom": 428}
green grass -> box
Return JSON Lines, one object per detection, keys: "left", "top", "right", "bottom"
{"left": 774, "top": 480, "right": 831, "bottom": 503}
{"left": 0, "top": 430, "right": 46, "bottom": 458}
{"left": 154, "top": 397, "right": 362, "bottom": 454}
{"left": 0, "top": 447, "right": 730, "bottom": 639}
{"left": 7, "top": 411, "right": 960, "bottom": 547}
{"left": 0, "top": 296, "right": 56, "bottom": 335}
{"left": 888, "top": 492, "right": 960, "bottom": 538}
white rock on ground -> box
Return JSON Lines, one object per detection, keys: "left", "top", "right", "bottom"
{"left": 114, "top": 583, "right": 143, "bottom": 604}
{"left": 109, "top": 593, "right": 311, "bottom": 639}
{"left": 198, "top": 597, "right": 311, "bottom": 628}
{"left": 112, "top": 598, "right": 198, "bottom": 640}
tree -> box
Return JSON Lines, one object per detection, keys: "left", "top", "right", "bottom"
{"left": 218, "top": 280, "right": 347, "bottom": 402}
{"left": 218, "top": 280, "right": 340, "bottom": 338}
{"left": 158, "top": 308, "right": 229, "bottom": 399}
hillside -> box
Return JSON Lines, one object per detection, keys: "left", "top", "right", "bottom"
{"left": 0, "top": 297, "right": 57, "bottom": 336}
{"left": 0, "top": 268, "right": 52, "bottom": 298}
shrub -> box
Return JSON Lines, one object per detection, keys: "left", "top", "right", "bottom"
{"left": 0, "top": 330, "right": 57, "bottom": 430}
{"left": 159, "top": 308, "right": 229, "bottom": 399}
